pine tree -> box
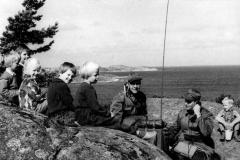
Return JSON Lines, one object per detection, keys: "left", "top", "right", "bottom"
{"left": 0, "top": 0, "right": 58, "bottom": 55}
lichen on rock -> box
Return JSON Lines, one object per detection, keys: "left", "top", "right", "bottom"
{"left": 0, "top": 104, "right": 171, "bottom": 160}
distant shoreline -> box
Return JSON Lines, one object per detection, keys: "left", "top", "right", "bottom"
{"left": 99, "top": 65, "right": 240, "bottom": 73}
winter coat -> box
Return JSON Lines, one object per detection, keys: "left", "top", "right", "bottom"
{"left": 169, "top": 106, "right": 214, "bottom": 148}
{"left": 15, "top": 64, "right": 24, "bottom": 88}
{"left": 110, "top": 90, "right": 147, "bottom": 133}
{"left": 74, "top": 82, "right": 111, "bottom": 126}
{"left": 19, "top": 76, "right": 47, "bottom": 113}
{"left": 0, "top": 68, "right": 18, "bottom": 104}
{"left": 47, "top": 78, "right": 74, "bottom": 116}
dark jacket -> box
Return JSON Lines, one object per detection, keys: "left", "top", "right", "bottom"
{"left": 15, "top": 64, "right": 24, "bottom": 88}
{"left": 110, "top": 90, "right": 147, "bottom": 133}
{"left": 0, "top": 69, "right": 18, "bottom": 103}
{"left": 47, "top": 78, "right": 74, "bottom": 116}
{"left": 169, "top": 105, "right": 214, "bottom": 148}
{"left": 110, "top": 90, "right": 147, "bottom": 121}
{"left": 74, "top": 82, "right": 110, "bottom": 126}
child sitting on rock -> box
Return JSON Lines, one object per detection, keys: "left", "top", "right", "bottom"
{"left": 0, "top": 51, "right": 20, "bottom": 106}
{"left": 74, "top": 61, "right": 113, "bottom": 126}
{"left": 215, "top": 94, "right": 240, "bottom": 141}
{"left": 47, "top": 62, "right": 77, "bottom": 126}
{"left": 19, "top": 58, "right": 47, "bottom": 113}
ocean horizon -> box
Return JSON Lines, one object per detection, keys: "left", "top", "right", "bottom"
{"left": 69, "top": 65, "right": 240, "bottom": 105}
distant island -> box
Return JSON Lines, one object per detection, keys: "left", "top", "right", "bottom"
{"left": 100, "top": 65, "right": 159, "bottom": 72}
{"left": 43, "top": 65, "right": 160, "bottom": 84}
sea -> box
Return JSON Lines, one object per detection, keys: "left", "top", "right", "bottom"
{"left": 69, "top": 66, "right": 240, "bottom": 105}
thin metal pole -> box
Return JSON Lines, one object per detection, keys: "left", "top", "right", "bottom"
{"left": 158, "top": 0, "right": 170, "bottom": 149}
{"left": 160, "top": 0, "right": 170, "bottom": 121}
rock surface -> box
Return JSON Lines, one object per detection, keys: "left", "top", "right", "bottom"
{"left": 0, "top": 104, "right": 171, "bottom": 160}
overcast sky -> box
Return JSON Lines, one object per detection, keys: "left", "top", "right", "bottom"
{"left": 0, "top": 0, "right": 239, "bottom": 67}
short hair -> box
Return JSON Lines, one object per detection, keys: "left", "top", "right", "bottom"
{"left": 4, "top": 51, "right": 21, "bottom": 68}
{"left": 59, "top": 62, "right": 76, "bottom": 76}
{"left": 23, "top": 58, "right": 41, "bottom": 75}
{"left": 80, "top": 61, "right": 100, "bottom": 79}
{"left": 216, "top": 94, "right": 233, "bottom": 104}
{"left": 15, "top": 46, "right": 29, "bottom": 55}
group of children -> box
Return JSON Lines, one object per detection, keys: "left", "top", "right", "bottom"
{"left": 0, "top": 47, "right": 240, "bottom": 145}
{"left": 0, "top": 48, "right": 78, "bottom": 127}
{"left": 0, "top": 50, "right": 157, "bottom": 140}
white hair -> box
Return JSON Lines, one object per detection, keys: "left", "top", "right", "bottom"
{"left": 23, "top": 58, "right": 41, "bottom": 75}
{"left": 4, "top": 51, "right": 20, "bottom": 68}
{"left": 80, "top": 61, "right": 100, "bottom": 79}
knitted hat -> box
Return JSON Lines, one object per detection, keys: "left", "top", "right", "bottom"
{"left": 184, "top": 89, "right": 201, "bottom": 103}
{"left": 127, "top": 72, "right": 142, "bottom": 83}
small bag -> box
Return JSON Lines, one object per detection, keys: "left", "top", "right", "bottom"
{"left": 225, "top": 129, "right": 233, "bottom": 141}
{"left": 173, "top": 141, "right": 198, "bottom": 158}
{"left": 173, "top": 140, "right": 215, "bottom": 160}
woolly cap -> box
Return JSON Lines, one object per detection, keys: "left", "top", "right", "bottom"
{"left": 127, "top": 72, "right": 142, "bottom": 83}
{"left": 184, "top": 89, "right": 201, "bottom": 103}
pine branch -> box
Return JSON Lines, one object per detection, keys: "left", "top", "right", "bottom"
{"left": 30, "top": 40, "right": 54, "bottom": 54}
{"left": 22, "top": 0, "right": 46, "bottom": 10}
{"left": 0, "top": 0, "right": 58, "bottom": 55}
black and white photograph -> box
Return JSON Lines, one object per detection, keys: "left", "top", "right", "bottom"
{"left": 0, "top": 0, "right": 239, "bottom": 159}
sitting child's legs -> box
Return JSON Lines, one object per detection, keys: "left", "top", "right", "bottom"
{"left": 218, "top": 122, "right": 225, "bottom": 131}
{"left": 218, "top": 122, "right": 225, "bottom": 141}
{"left": 234, "top": 123, "right": 240, "bottom": 131}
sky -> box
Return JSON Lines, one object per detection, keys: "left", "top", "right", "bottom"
{"left": 0, "top": 0, "right": 239, "bottom": 67}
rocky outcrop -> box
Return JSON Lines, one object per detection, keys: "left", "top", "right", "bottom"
{"left": 0, "top": 104, "right": 171, "bottom": 160}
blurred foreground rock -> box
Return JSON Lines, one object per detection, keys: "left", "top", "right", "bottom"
{"left": 0, "top": 104, "right": 171, "bottom": 160}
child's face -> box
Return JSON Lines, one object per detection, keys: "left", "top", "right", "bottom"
{"left": 88, "top": 69, "right": 99, "bottom": 84}
{"left": 20, "top": 51, "right": 29, "bottom": 64}
{"left": 222, "top": 97, "right": 234, "bottom": 111}
{"left": 28, "top": 64, "right": 41, "bottom": 78}
{"left": 11, "top": 60, "right": 19, "bottom": 71}
{"left": 59, "top": 69, "right": 74, "bottom": 84}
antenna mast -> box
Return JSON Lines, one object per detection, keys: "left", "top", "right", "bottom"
{"left": 159, "top": 0, "right": 170, "bottom": 149}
